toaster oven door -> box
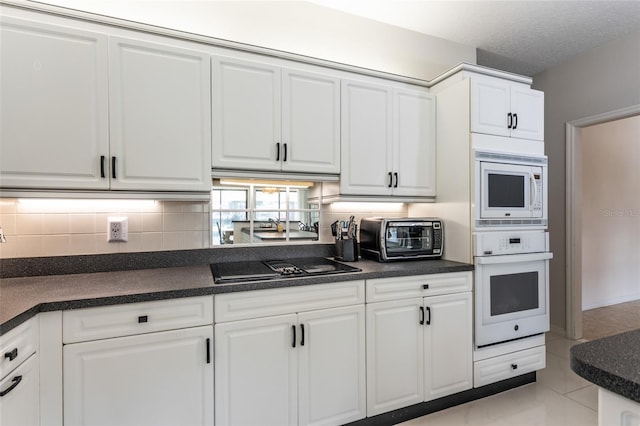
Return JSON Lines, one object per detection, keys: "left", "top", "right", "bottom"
{"left": 384, "top": 221, "right": 439, "bottom": 258}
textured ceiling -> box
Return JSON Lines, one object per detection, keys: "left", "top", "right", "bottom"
{"left": 309, "top": 0, "right": 640, "bottom": 76}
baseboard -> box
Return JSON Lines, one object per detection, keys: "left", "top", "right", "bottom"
{"left": 582, "top": 294, "right": 640, "bottom": 311}
{"left": 345, "top": 372, "right": 536, "bottom": 426}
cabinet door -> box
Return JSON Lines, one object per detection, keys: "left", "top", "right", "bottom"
{"left": 212, "top": 56, "right": 281, "bottom": 171}
{"left": 366, "top": 298, "right": 424, "bottom": 416}
{"left": 470, "top": 78, "right": 511, "bottom": 137}
{"left": 0, "top": 17, "right": 109, "bottom": 190}
{"left": 340, "top": 80, "right": 393, "bottom": 196}
{"left": 215, "top": 315, "right": 297, "bottom": 426}
{"left": 298, "top": 305, "right": 366, "bottom": 426}
{"left": 63, "top": 326, "right": 213, "bottom": 426}
{"left": 0, "top": 354, "right": 39, "bottom": 426}
{"left": 282, "top": 69, "right": 340, "bottom": 174}
{"left": 424, "top": 292, "right": 473, "bottom": 401}
{"left": 510, "top": 86, "right": 544, "bottom": 141}
{"left": 393, "top": 88, "right": 436, "bottom": 197}
{"left": 109, "top": 36, "right": 212, "bottom": 191}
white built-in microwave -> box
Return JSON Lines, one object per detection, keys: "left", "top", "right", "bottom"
{"left": 474, "top": 150, "right": 548, "bottom": 229}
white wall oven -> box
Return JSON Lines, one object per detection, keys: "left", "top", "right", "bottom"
{"left": 474, "top": 231, "right": 552, "bottom": 348}
{"left": 474, "top": 150, "right": 547, "bottom": 229}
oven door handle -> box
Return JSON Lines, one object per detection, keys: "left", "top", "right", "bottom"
{"left": 476, "top": 252, "right": 553, "bottom": 264}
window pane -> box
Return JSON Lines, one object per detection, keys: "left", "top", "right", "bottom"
{"left": 255, "top": 189, "right": 285, "bottom": 210}
{"left": 221, "top": 190, "right": 248, "bottom": 209}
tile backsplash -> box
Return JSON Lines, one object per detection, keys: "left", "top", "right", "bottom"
{"left": 0, "top": 199, "right": 210, "bottom": 259}
{"left": 0, "top": 198, "right": 409, "bottom": 259}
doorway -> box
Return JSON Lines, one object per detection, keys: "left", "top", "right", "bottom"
{"left": 565, "top": 104, "right": 640, "bottom": 340}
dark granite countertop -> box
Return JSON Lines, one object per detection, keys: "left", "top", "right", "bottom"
{"left": 0, "top": 254, "right": 473, "bottom": 335}
{"left": 570, "top": 329, "right": 640, "bottom": 403}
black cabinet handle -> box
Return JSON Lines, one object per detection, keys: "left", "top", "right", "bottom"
{"left": 0, "top": 376, "right": 22, "bottom": 397}
{"left": 388, "top": 172, "right": 393, "bottom": 188}
{"left": 292, "top": 325, "right": 296, "bottom": 348}
{"left": 100, "top": 156, "right": 106, "bottom": 178}
{"left": 4, "top": 348, "right": 17, "bottom": 362}
{"left": 423, "top": 284, "right": 429, "bottom": 290}
{"left": 206, "top": 338, "right": 211, "bottom": 364}
{"left": 419, "top": 306, "right": 425, "bottom": 325}
{"left": 138, "top": 315, "right": 148, "bottom": 323}
{"left": 283, "top": 143, "right": 287, "bottom": 162}
{"left": 426, "top": 306, "right": 431, "bottom": 325}
{"left": 513, "top": 113, "right": 518, "bottom": 129}
{"left": 507, "top": 112, "right": 513, "bottom": 129}
{"left": 393, "top": 172, "right": 398, "bottom": 188}
{"left": 276, "top": 143, "right": 280, "bottom": 162}
{"left": 511, "top": 363, "right": 518, "bottom": 370}
{"left": 300, "top": 324, "right": 305, "bottom": 346}
{"left": 111, "top": 157, "right": 117, "bottom": 179}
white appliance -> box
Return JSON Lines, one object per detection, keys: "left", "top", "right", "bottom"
{"left": 473, "top": 231, "right": 552, "bottom": 348}
{"left": 474, "top": 150, "right": 547, "bottom": 229}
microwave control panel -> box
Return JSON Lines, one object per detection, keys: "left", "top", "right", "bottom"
{"left": 532, "top": 172, "right": 543, "bottom": 213}
{"left": 474, "top": 231, "right": 548, "bottom": 256}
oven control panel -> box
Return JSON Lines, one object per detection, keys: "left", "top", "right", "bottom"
{"left": 474, "top": 231, "right": 548, "bottom": 256}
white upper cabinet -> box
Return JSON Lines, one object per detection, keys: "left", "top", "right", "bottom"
{"left": 0, "top": 17, "right": 110, "bottom": 190}
{"left": 393, "top": 87, "right": 437, "bottom": 197}
{"left": 212, "top": 57, "right": 281, "bottom": 171}
{"left": 109, "top": 36, "right": 212, "bottom": 191}
{"left": 281, "top": 69, "right": 341, "bottom": 173}
{"left": 340, "top": 80, "right": 393, "bottom": 196}
{"left": 341, "top": 79, "right": 436, "bottom": 197}
{"left": 0, "top": 17, "right": 212, "bottom": 193}
{"left": 471, "top": 77, "right": 544, "bottom": 141}
{"left": 212, "top": 56, "right": 340, "bottom": 174}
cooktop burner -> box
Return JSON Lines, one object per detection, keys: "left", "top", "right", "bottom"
{"left": 211, "top": 257, "right": 361, "bottom": 284}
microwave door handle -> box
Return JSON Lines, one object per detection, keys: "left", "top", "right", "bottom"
{"left": 529, "top": 171, "right": 539, "bottom": 210}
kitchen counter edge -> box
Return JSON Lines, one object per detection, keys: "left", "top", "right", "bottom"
{"left": 570, "top": 329, "right": 640, "bottom": 403}
{"left": 0, "top": 258, "right": 473, "bottom": 335}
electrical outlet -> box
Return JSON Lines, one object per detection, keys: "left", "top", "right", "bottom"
{"left": 107, "top": 217, "right": 128, "bottom": 242}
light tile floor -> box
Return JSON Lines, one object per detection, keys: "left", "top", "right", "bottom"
{"left": 400, "top": 300, "right": 640, "bottom": 425}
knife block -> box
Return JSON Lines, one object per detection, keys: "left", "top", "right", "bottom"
{"left": 335, "top": 238, "right": 358, "bottom": 262}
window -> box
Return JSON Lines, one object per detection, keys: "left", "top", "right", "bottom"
{"left": 211, "top": 180, "right": 319, "bottom": 245}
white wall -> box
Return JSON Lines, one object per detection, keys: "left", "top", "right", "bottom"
{"left": 28, "top": 0, "right": 475, "bottom": 81}
{"left": 533, "top": 30, "right": 640, "bottom": 330}
{"left": 581, "top": 116, "right": 640, "bottom": 309}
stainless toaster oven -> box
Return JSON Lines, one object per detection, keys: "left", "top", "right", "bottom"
{"left": 359, "top": 218, "right": 444, "bottom": 262}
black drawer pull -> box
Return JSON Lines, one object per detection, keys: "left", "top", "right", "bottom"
{"left": 4, "top": 348, "right": 18, "bottom": 362}
{"left": 138, "top": 315, "right": 148, "bottom": 323}
{"left": 0, "top": 376, "right": 22, "bottom": 397}
{"left": 511, "top": 363, "right": 518, "bottom": 370}
{"left": 423, "top": 284, "right": 429, "bottom": 290}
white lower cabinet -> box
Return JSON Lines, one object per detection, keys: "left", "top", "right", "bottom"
{"left": 214, "top": 282, "right": 366, "bottom": 426}
{"left": 62, "top": 296, "right": 214, "bottom": 426}
{"left": 0, "top": 316, "right": 39, "bottom": 425}
{"left": 366, "top": 274, "right": 473, "bottom": 417}
{"left": 0, "top": 354, "right": 40, "bottom": 426}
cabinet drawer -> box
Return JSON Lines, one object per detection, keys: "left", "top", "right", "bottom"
{"left": 0, "top": 353, "right": 39, "bottom": 426}
{"left": 366, "top": 272, "right": 472, "bottom": 303}
{"left": 215, "top": 281, "right": 365, "bottom": 323}
{"left": 63, "top": 296, "right": 213, "bottom": 343}
{"left": 0, "top": 317, "right": 38, "bottom": 380}
{"left": 473, "top": 345, "right": 545, "bottom": 388}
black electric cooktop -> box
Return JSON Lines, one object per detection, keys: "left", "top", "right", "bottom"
{"left": 211, "top": 257, "right": 361, "bottom": 284}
